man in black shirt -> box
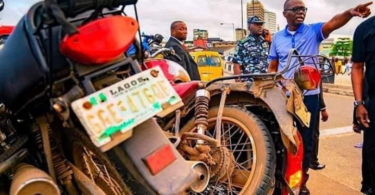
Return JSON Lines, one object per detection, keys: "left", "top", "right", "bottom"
{"left": 352, "top": 16, "right": 375, "bottom": 195}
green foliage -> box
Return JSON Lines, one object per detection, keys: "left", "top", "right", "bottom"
{"left": 329, "top": 38, "right": 352, "bottom": 57}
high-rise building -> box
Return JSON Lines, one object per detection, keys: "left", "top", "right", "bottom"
{"left": 247, "top": 0, "right": 265, "bottom": 25}
{"left": 264, "top": 10, "right": 277, "bottom": 34}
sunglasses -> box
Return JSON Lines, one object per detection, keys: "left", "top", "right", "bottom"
{"left": 284, "top": 6, "right": 308, "bottom": 13}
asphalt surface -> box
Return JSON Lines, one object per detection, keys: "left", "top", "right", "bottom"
{"left": 309, "top": 133, "right": 363, "bottom": 195}
{"left": 320, "top": 93, "right": 354, "bottom": 130}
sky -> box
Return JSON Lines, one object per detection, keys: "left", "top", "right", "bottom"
{"left": 0, "top": 0, "right": 373, "bottom": 41}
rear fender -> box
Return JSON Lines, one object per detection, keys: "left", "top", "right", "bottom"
{"left": 111, "top": 119, "right": 197, "bottom": 195}
{"left": 207, "top": 82, "right": 302, "bottom": 154}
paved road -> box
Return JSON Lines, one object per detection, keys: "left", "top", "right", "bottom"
{"left": 333, "top": 74, "right": 352, "bottom": 86}
{"left": 320, "top": 93, "right": 354, "bottom": 130}
{"left": 309, "top": 93, "right": 362, "bottom": 195}
{"left": 309, "top": 133, "right": 363, "bottom": 195}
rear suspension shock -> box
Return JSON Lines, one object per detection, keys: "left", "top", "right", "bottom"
{"left": 194, "top": 89, "right": 210, "bottom": 144}
{"left": 33, "top": 119, "right": 79, "bottom": 195}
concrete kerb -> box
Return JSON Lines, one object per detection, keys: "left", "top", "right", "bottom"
{"left": 323, "top": 83, "right": 353, "bottom": 97}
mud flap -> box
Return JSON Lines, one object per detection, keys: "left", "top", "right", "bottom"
{"left": 115, "top": 119, "right": 196, "bottom": 195}
{"left": 256, "top": 86, "right": 299, "bottom": 154}
{"left": 286, "top": 84, "right": 311, "bottom": 128}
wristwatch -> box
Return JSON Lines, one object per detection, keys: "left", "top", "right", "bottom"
{"left": 354, "top": 100, "right": 365, "bottom": 107}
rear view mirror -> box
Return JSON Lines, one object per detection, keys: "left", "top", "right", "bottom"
{"left": 0, "top": 0, "right": 4, "bottom": 12}
{"left": 318, "top": 56, "right": 334, "bottom": 77}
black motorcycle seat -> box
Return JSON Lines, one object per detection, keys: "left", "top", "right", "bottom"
{"left": 0, "top": 18, "right": 46, "bottom": 108}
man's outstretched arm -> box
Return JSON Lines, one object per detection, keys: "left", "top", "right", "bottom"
{"left": 322, "top": 2, "right": 372, "bottom": 38}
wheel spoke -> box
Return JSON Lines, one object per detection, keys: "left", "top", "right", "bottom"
{"left": 224, "top": 127, "right": 241, "bottom": 145}
{"left": 231, "top": 131, "right": 246, "bottom": 154}
{"left": 235, "top": 145, "right": 249, "bottom": 162}
{"left": 228, "top": 142, "right": 251, "bottom": 147}
{"left": 230, "top": 157, "right": 249, "bottom": 181}
{"left": 239, "top": 157, "right": 252, "bottom": 165}
{"left": 223, "top": 123, "right": 236, "bottom": 136}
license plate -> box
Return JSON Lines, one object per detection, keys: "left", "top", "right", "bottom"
{"left": 72, "top": 67, "right": 183, "bottom": 148}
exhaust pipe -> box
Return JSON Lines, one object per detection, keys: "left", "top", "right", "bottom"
{"left": 10, "top": 163, "right": 60, "bottom": 195}
{"left": 0, "top": 149, "right": 28, "bottom": 175}
{"left": 187, "top": 161, "right": 210, "bottom": 193}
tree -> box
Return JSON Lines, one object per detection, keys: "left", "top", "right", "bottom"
{"left": 329, "top": 38, "right": 352, "bottom": 57}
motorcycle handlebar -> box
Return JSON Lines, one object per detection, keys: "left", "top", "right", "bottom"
{"left": 151, "top": 48, "right": 182, "bottom": 61}
{"left": 204, "top": 49, "right": 302, "bottom": 88}
{"left": 46, "top": 0, "right": 138, "bottom": 18}
{"left": 142, "top": 34, "right": 153, "bottom": 38}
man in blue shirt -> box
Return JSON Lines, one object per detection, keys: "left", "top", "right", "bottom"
{"left": 268, "top": 0, "right": 372, "bottom": 194}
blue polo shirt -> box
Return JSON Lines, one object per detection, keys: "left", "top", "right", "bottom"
{"left": 269, "top": 23, "right": 326, "bottom": 96}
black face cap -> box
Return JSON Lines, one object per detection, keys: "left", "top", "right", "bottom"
{"left": 248, "top": 16, "right": 265, "bottom": 24}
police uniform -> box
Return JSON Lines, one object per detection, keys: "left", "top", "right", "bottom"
{"left": 232, "top": 16, "right": 269, "bottom": 74}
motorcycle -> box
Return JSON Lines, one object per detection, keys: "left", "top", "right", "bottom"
{"left": 0, "top": 1, "right": 207, "bottom": 195}
{"left": 144, "top": 45, "right": 334, "bottom": 194}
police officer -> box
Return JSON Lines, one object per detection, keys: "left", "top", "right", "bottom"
{"left": 232, "top": 16, "right": 269, "bottom": 78}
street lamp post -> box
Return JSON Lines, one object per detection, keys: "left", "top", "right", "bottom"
{"left": 252, "top": 0, "right": 255, "bottom": 16}
{"left": 241, "top": 0, "right": 243, "bottom": 30}
{"left": 220, "top": 23, "right": 235, "bottom": 41}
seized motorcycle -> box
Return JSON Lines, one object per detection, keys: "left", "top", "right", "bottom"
{"left": 145, "top": 48, "right": 334, "bottom": 195}
{"left": 0, "top": 0, "right": 207, "bottom": 195}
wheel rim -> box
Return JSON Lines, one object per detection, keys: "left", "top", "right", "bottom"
{"left": 187, "top": 116, "right": 257, "bottom": 195}
{"left": 72, "top": 142, "right": 125, "bottom": 195}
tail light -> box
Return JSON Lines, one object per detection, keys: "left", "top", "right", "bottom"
{"left": 0, "top": 26, "right": 14, "bottom": 36}
{"left": 60, "top": 16, "right": 139, "bottom": 65}
{"left": 294, "top": 66, "right": 321, "bottom": 90}
{"left": 283, "top": 132, "right": 304, "bottom": 195}
{"left": 143, "top": 144, "right": 177, "bottom": 175}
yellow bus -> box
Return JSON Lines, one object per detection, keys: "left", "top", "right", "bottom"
{"left": 190, "top": 51, "right": 224, "bottom": 82}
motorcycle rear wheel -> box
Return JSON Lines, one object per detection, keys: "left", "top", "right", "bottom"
{"left": 180, "top": 106, "right": 276, "bottom": 195}
{"left": 64, "top": 128, "right": 133, "bottom": 195}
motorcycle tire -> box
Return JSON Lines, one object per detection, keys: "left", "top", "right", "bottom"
{"left": 63, "top": 128, "right": 133, "bottom": 195}
{"left": 180, "top": 106, "right": 276, "bottom": 195}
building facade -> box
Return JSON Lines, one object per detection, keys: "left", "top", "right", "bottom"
{"left": 264, "top": 10, "right": 277, "bottom": 34}
{"left": 235, "top": 28, "right": 247, "bottom": 41}
{"left": 247, "top": 0, "right": 265, "bottom": 25}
